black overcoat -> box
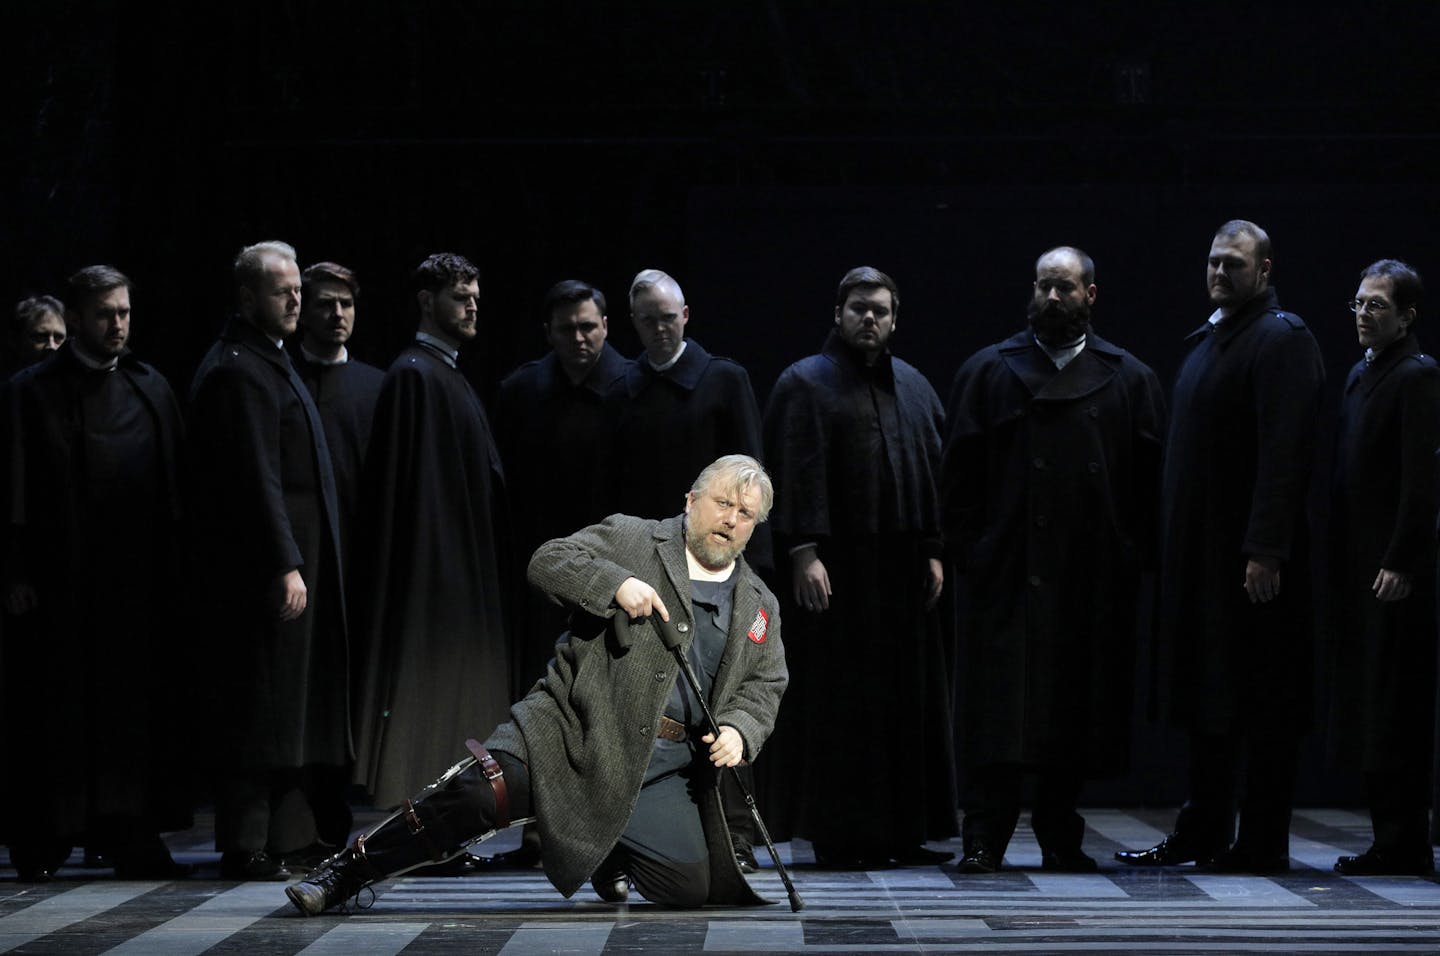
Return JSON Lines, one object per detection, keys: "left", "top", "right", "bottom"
{"left": 943, "top": 331, "right": 1165, "bottom": 774}
{"left": 1156, "top": 289, "right": 1324, "bottom": 734}
{"left": 351, "top": 343, "right": 512, "bottom": 807}
{"left": 486, "top": 514, "right": 786, "bottom": 902}
{"left": 1328, "top": 335, "right": 1440, "bottom": 771}
{"left": 494, "top": 344, "right": 628, "bottom": 687}
{"left": 294, "top": 354, "right": 385, "bottom": 564}
{"left": 604, "top": 338, "right": 771, "bottom": 569}
{"left": 187, "top": 317, "right": 350, "bottom": 770}
{"left": 3, "top": 344, "right": 190, "bottom": 833}
{"left": 761, "top": 330, "right": 956, "bottom": 848}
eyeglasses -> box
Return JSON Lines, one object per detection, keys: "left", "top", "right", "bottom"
{"left": 1348, "top": 298, "right": 1393, "bottom": 317}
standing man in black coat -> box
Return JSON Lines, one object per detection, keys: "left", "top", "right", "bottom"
{"left": 188, "top": 241, "right": 350, "bottom": 881}
{"left": 350, "top": 253, "right": 512, "bottom": 815}
{"left": 763, "top": 265, "right": 957, "bottom": 866}
{"left": 1117, "top": 220, "right": 1324, "bottom": 874}
{"left": 943, "top": 247, "right": 1166, "bottom": 873}
{"left": 1328, "top": 259, "right": 1440, "bottom": 875}
{"left": 494, "top": 279, "right": 628, "bottom": 691}
{"left": 2, "top": 266, "right": 190, "bottom": 881}
{"left": 293, "top": 261, "right": 385, "bottom": 568}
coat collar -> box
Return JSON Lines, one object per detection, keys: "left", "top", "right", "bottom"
{"left": 221, "top": 315, "right": 292, "bottom": 370}
{"left": 1348, "top": 333, "right": 1422, "bottom": 397}
{"left": 1185, "top": 287, "right": 1282, "bottom": 345}
{"left": 997, "top": 328, "right": 1123, "bottom": 401}
{"left": 624, "top": 338, "right": 710, "bottom": 396}
{"left": 537, "top": 342, "right": 628, "bottom": 397}
{"left": 821, "top": 329, "right": 895, "bottom": 385}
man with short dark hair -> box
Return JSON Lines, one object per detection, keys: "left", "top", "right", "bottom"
{"left": 1328, "top": 258, "right": 1440, "bottom": 875}
{"left": 1117, "top": 220, "right": 1324, "bottom": 873}
{"left": 943, "top": 247, "right": 1165, "bottom": 873}
{"left": 494, "top": 278, "right": 627, "bottom": 689}
{"left": 763, "top": 265, "right": 956, "bottom": 866}
{"left": 2, "top": 265, "right": 190, "bottom": 882}
{"left": 350, "top": 253, "right": 513, "bottom": 816}
{"left": 10, "top": 295, "right": 66, "bottom": 371}
{"left": 288, "top": 455, "right": 785, "bottom": 915}
{"left": 294, "top": 261, "right": 384, "bottom": 565}
{"left": 188, "top": 241, "right": 350, "bottom": 881}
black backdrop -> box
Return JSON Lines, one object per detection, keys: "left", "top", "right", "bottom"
{"left": 7, "top": 0, "right": 1440, "bottom": 808}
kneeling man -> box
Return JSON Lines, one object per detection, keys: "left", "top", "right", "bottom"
{"left": 288, "top": 454, "right": 786, "bottom": 913}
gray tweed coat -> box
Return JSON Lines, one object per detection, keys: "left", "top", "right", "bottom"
{"left": 485, "top": 513, "right": 787, "bottom": 902}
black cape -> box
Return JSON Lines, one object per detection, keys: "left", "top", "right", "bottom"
{"left": 1156, "top": 289, "right": 1324, "bottom": 734}
{"left": 943, "top": 330, "right": 1165, "bottom": 774}
{"left": 761, "top": 330, "right": 956, "bottom": 848}
{"left": 187, "top": 317, "right": 350, "bottom": 770}
{"left": 294, "top": 353, "right": 385, "bottom": 564}
{"left": 351, "top": 342, "right": 513, "bottom": 807}
{"left": 1327, "top": 335, "right": 1440, "bottom": 772}
{"left": 2, "top": 344, "right": 191, "bottom": 836}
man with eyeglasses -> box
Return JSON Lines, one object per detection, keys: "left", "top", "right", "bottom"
{"left": 1327, "top": 259, "right": 1440, "bottom": 875}
{"left": 1117, "top": 220, "right": 1324, "bottom": 874}
{"left": 942, "top": 247, "right": 1165, "bottom": 873}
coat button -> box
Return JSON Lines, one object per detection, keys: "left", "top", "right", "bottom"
{"left": 639, "top": 725, "right": 649, "bottom": 735}
{"left": 677, "top": 622, "right": 689, "bottom": 633}
{"left": 654, "top": 671, "right": 665, "bottom": 681}
{"left": 1032, "top": 456, "right": 1046, "bottom": 470}
{"left": 580, "top": 598, "right": 589, "bottom": 607}
{"left": 1088, "top": 461, "right": 1100, "bottom": 474}
{"left": 1035, "top": 515, "right": 1048, "bottom": 528}
{"left": 1029, "top": 575, "right": 1042, "bottom": 587}
{"left": 1088, "top": 406, "right": 1099, "bottom": 418}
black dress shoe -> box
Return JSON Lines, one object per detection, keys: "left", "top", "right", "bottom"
{"left": 1335, "top": 847, "right": 1435, "bottom": 876}
{"left": 113, "top": 833, "right": 194, "bottom": 880}
{"left": 219, "top": 850, "right": 292, "bottom": 881}
{"left": 1042, "top": 848, "right": 1098, "bottom": 872}
{"left": 590, "top": 865, "right": 630, "bottom": 903}
{"left": 733, "top": 840, "right": 759, "bottom": 874}
{"left": 1114, "top": 834, "right": 1209, "bottom": 867}
{"left": 956, "top": 847, "right": 1001, "bottom": 873}
{"left": 1198, "top": 847, "right": 1290, "bottom": 874}
{"left": 892, "top": 844, "right": 955, "bottom": 866}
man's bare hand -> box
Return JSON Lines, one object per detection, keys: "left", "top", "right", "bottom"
{"left": 1373, "top": 568, "right": 1414, "bottom": 602}
{"left": 924, "top": 558, "right": 944, "bottom": 610}
{"left": 1243, "top": 556, "right": 1280, "bottom": 604}
{"left": 792, "top": 546, "right": 832, "bottom": 612}
{"left": 615, "top": 577, "right": 669, "bottom": 621}
{"left": 3, "top": 581, "right": 38, "bottom": 616}
{"left": 702, "top": 725, "right": 744, "bottom": 768}
{"left": 276, "top": 568, "right": 307, "bottom": 621}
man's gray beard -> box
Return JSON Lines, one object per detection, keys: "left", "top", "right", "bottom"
{"left": 686, "top": 524, "right": 742, "bottom": 570}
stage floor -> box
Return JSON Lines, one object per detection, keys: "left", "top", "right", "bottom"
{"left": 3, "top": 807, "right": 1439, "bottom": 954}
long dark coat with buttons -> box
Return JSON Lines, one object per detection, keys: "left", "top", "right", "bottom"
{"left": 485, "top": 514, "right": 787, "bottom": 902}
{"left": 1327, "top": 334, "right": 1440, "bottom": 772}
{"left": 1156, "top": 289, "right": 1324, "bottom": 734}
{"left": 942, "top": 330, "right": 1165, "bottom": 774}
{"left": 187, "top": 317, "right": 350, "bottom": 770}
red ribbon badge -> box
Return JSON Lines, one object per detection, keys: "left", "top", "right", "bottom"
{"left": 747, "top": 608, "right": 769, "bottom": 644}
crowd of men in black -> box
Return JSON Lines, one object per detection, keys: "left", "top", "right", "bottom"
{"left": 1, "top": 218, "right": 1434, "bottom": 891}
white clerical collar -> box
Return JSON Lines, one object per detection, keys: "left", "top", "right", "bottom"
{"left": 415, "top": 331, "right": 459, "bottom": 367}
{"left": 685, "top": 542, "right": 736, "bottom": 582}
{"left": 1034, "top": 333, "right": 1086, "bottom": 370}
{"left": 71, "top": 346, "right": 119, "bottom": 371}
{"left": 646, "top": 339, "right": 688, "bottom": 372}
{"left": 301, "top": 343, "right": 349, "bottom": 366}
{"left": 1207, "top": 308, "right": 1225, "bottom": 327}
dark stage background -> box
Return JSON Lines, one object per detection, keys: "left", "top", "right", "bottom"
{"left": 7, "top": 0, "right": 1440, "bottom": 810}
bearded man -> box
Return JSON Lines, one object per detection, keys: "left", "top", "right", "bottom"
{"left": 942, "top": 246, "right": 1166, "bottom": 873}
{"left": 288, "top": 454, "right": 786, "bottom": 914}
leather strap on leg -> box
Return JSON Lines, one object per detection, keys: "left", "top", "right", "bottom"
{"left": 466, "top": 739, "right": 511, "bottom": 828}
